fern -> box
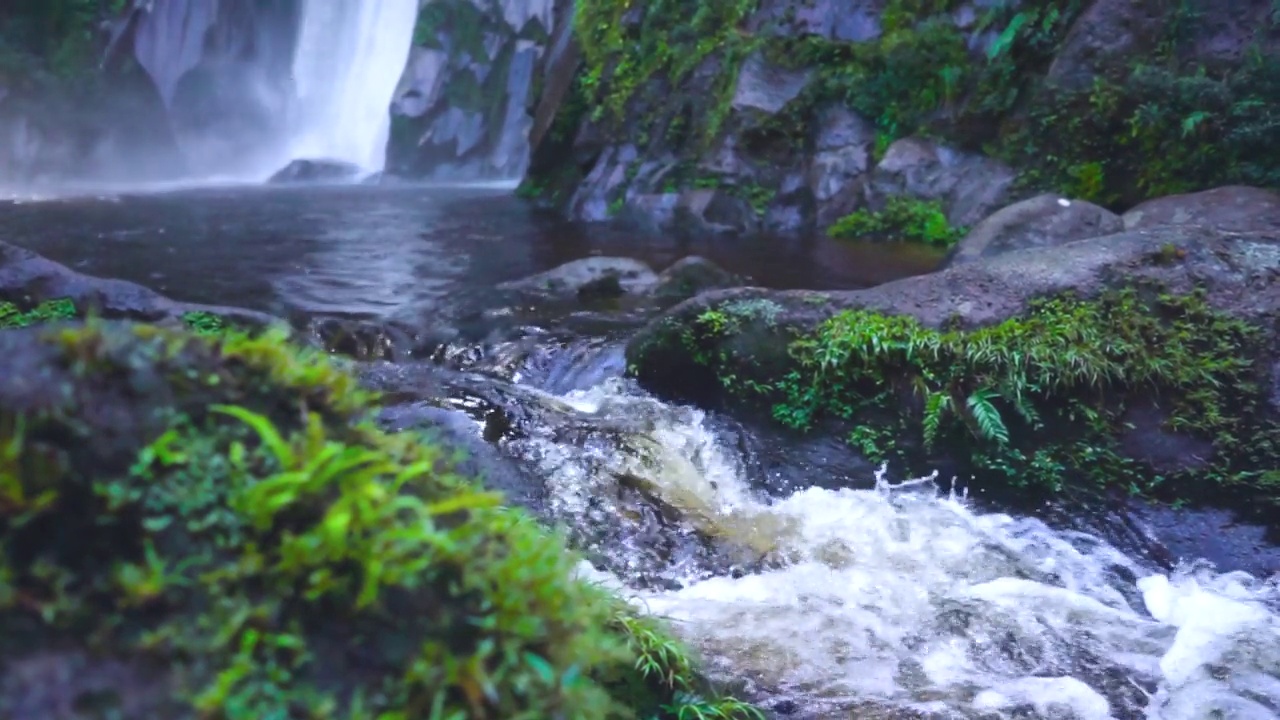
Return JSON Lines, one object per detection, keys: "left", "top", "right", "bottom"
{"left": 964, "top": 388, "right": 1010, "bottom": 445}
{"left": 922, "top": 391, "right": 952, "bottom": 450}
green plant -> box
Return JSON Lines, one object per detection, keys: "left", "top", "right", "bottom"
{"left": 181, "top": 310, "right": 228, "bottom": 336}
{"left": 827, "top": 196, "right": 966, "bottom": 247}
{"left": 0, "top": 297, "right": 76, "bottom": 328}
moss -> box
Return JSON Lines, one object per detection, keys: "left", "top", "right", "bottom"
{"left": 659, "top": 289, "right": 1278, "bottom": 511}
{"left": 0, "top": 297, "right": 76, "bottom": 329}
{"left": 0, "top": 322, "right": 760, "bottom": 719}
{"left": 414, "top": 0, "right": 489, "bottom": 56}
{"left": 827, "top": 197, "right": 965, "bottom": 247}
{"left": 575, "top": 0, "right": 760, "bottom": 148}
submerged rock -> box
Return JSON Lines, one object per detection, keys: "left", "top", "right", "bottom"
{"left": 267, "top": 158, "right": 362, "bottom": 184}
{"left": 498, "top": 255, "right": 739, "bottom": 303}
{"left": 944, "top": 193, "right": 1123, "bottom": 267}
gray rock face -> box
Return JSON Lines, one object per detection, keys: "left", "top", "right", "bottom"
{"left": 946, "top": 194, "right": 1123, "bottom": 267}
{"left": 752, "top": 0, "right": 886, "bottom": 42}
{"left": 388, "top": 0, "right": 569, "bottom": 179}
{"left": 808, "top": 106, "right": 876, "bottom": 227}
{"left": 1046, "top": 0, "right": 1167, "bottom": 90}
{"left": 731, "top": 52, "right": 813, "bottom": 115}
{"left": 866, "top": 137, "right": 1018, "bottom": 227}
{"left": 1122, "top": 185, "right": 1280, "bottom": 234}
{"left": 674, "top": 189, "right": 761, "bottom": 236}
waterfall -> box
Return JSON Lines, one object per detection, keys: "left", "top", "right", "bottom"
{"left": 285, "top": 0, "right": 420, "bottom": 174}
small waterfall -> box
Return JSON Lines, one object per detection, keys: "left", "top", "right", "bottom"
{"left": 286, "top": 0, "right": 419, "bottom": 173}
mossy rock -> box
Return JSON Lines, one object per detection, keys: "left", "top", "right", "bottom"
{"left": 627, "top": 227, "right": 1280, "bottom": 513}
{"left": 0, "top": 321, "right": 756, "bottom": 719}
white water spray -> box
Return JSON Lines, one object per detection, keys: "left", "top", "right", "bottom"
{"left": 523, "top": 378, "right": 1280, "bottom": 719}
{"left": 286, "top": 0, "right": 419, "bottom": 173}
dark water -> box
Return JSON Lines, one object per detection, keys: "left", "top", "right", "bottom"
{"left": 0, "top": 183, "right": 944, "bottom": 322}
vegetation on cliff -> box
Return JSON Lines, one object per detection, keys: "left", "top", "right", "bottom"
{"left": 531, "top": 0, "right": 1280, "bottom": 224}
{"left": 0, "top": 321, "right": 760, "bottom": 719}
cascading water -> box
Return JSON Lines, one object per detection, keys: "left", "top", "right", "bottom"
{"left": 485, "top": 367, "right": 1280, "bottom": 720}
{"left": 285, "top": 0, "right": 419, "bottom": 174}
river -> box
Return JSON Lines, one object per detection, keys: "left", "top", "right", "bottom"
{"left": 2, "top": 183, "right": 1278, "bottom": 720}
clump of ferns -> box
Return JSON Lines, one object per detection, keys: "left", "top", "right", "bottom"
{"left": 772, "top": 289, "right": 1262, "bottom": 488}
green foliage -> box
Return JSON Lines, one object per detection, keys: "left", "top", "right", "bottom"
{"left": 181, "top": 310, "right": 229, "bottom": 336}
{"left": 0, "top": 0, "right": 115, "bottom": 87}
{"left": 0, "top": 297, "right": 76, "bottom": 328}
{"left": 827, "top": 197, "right": 966, "bottom": 247}
{"left": 575, "top": 0, "right": 760, "bottom": 146}
{"left": 0, "top": 321, "right": 759, "bottom": 719}
{"left": 767, "top": 289, "right": 1274, "bottom": 498}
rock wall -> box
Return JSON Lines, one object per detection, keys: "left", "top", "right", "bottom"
{"left": 386, "top": 0, "right": 574, "bottom": 179}
{"left": 516, "top": 0, "right": 1280, "bottom": 238}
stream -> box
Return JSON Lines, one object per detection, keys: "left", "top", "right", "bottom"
{"left": 3, "top": 184, "right": 1278, "bottom": 720}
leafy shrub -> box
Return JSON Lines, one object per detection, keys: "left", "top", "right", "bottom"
{"left": 0, "top": 297, "right": 76, "bottom": 328}
{"left": 826, "top": 197, "right": 966, "bottom": 247}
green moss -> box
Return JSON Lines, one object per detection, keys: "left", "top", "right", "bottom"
{"left": 827, "top": 197, "right": 966, "bottom": 247}
{"left": 575, "top": 0, "right": 760, "bottom": 148}
{"left": 665, "top": 289, "right": 1277, "bottom": 507}
{"left": 0, "top": 322, "right": 759, "bottom": 719}
{"left": 180, "top": 311, "right": 229, "bottom": 336}
{"left": 0, "top": 297, "right": 76, "bottom": 329}
{"left": 414, "top": 0, "right": 489, "bottom": 56}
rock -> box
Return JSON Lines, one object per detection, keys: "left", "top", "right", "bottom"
{"left": 1118, "top": 400, "right": 1216, "bottom": 474}
{"left": 751, "top": 0, "right": 885, "bottom": 42}
{"left": 1122, "top": 185, "right": 1280, "bottom": 233}
{"left": 866, "top": 137, "right": 1017, "bottom": 227}
{"left": 625, "top": 228, "right": 1280, "bottom": 490}
{"left": 568, "top": 144, "right": 638, "bottom": 222}
{"left": 808, "top": 106, "right": 876, "bottom": 228}
{"left": 0, "top": 322, "right": 669, "bottom": 719}
{"left": 674, "top": 189, "right": 761, "bottom": 235}
{"left": 945, "top": 194, "right": 1123, "bottom": 267}
{"left": 1046, "top": 0, "right": 1168, "bottom": 91}
{"left": 652, "top": 256, "right": 743, "bottom": 301}
{"left": 267, "top": 158, "right": 362, "bottom": 184}
{"left": 497, "top": 256, "right": 659, "bottom": 297}
{"left": 0, "top": 240, "right": 278, "bottom": 330}
{"left": 731, "top": 51, "right": 812, "bottom": 115}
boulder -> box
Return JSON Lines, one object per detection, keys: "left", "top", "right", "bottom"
{"left": 498, "top": 256, "right": 659, "bottom": 297}
{"left": 652, "top": 256, "right": 744, "bottom": 301}
{"left": 0, "top": 240, "right": 277, "bottom": 329}
{"left": 808, "top": 106, "right": 876, "bottom": 227}
{"left": 944, "top": 194, "right": 1123, "bottom": 267}
{"left": 673, "top": 188, "right": 761, "bottom": 236}
{"left": 1045, "top": 0, "right": 1168, "bottom": 91}
{"left": 267, "top": 158, "right": 362, "bottom": 184}
{"left": 625, "top": 227, "right": 1280, "bottom": 499}
{"left": 865, "top": 137, "right": 1017, "bottom": 227}
{"left": 1122, "top": 185, "right": 1280, "bottom": 233}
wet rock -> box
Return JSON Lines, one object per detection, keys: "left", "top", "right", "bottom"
{"left": 568, "top": 144, "right": 638, "bottom": 222}
{"left": 944, "top": 193, "right": 1123, "bottom": 267}
{"left": 674, "top": 189, "right": 761, "bottom": 236}
{"left": 731, "top": 51, "right": 813, "bottom": 115}
{"left": 1122, "top": 185, "right": 1280, "bottom": 233}
{"left": 626, "top": 228, "right": 1280, "bottom": 491}
{"left": 808, "top": 106, "right": 876, "bottom": 227}
{"left": 866, "top": 137, "right": 1017, "bottom": 227}
{"left": 267, "top": 158, "right": 362, "bottom": 184}
{"left": 1118, "top": 400, "right": 1216, "bottom": 474}
{"left": 0, "top": 240, "right": 277, "bottom": 330}
{"left": 652, "top": 256, "right": 743, "bottom": 301}
{"left": 498, "top": 256, "right": 659, "bottom": 297}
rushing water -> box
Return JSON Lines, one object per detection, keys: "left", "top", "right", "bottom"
{"left": 3, "top": 185, "right": 1277, "bottom": 720}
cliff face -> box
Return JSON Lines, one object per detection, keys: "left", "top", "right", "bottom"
{"left": 387, "top": 0, "right": 575, "bottom": 179}
{"left": 512, "top": 0, "right": 1280, "bottom": 238}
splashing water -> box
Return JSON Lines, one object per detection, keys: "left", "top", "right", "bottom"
{"left": 528, "top": 379, "right": 1280, "bottom": 719}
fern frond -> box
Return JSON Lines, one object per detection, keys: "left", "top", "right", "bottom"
{"left": 964, "top": 388, "right": 1010, "bottom": 445}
